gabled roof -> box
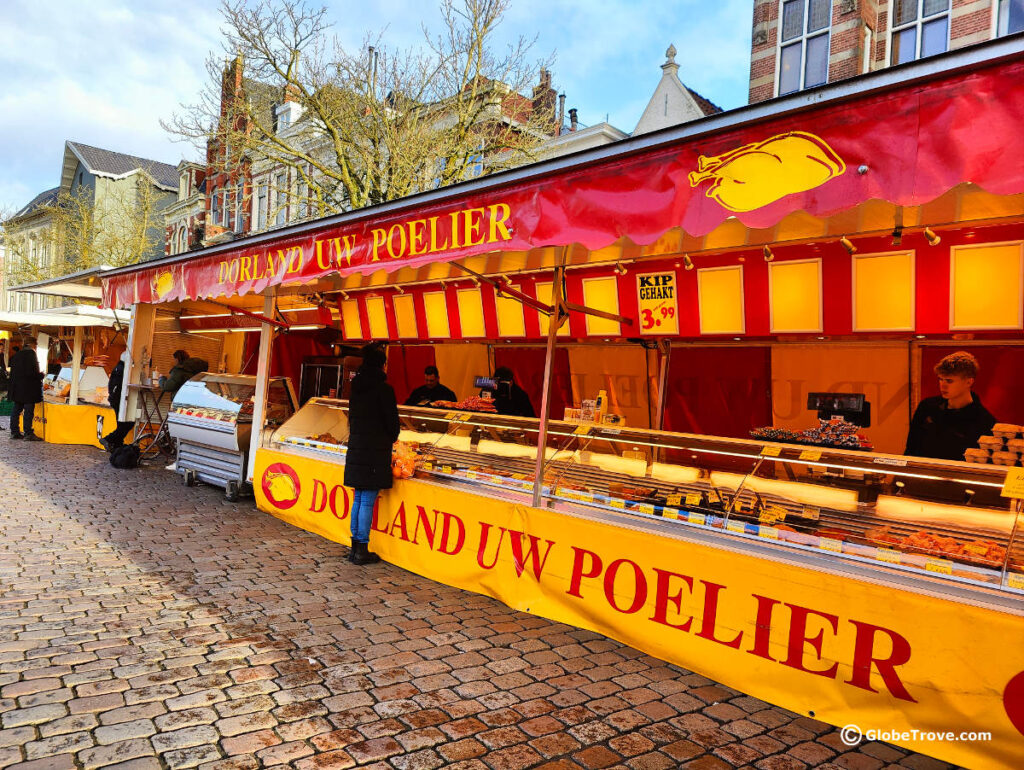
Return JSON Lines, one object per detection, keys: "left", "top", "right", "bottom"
{"left": 12, "top": 187, "right": 60, "bottom": 220}
{"left": 686, "top": 88, "right": 723, "bottom": 117}
{"left": 62, "top": 141, "right": 179, "bottom": 192}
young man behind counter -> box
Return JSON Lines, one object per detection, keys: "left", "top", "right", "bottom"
{"left": 904, "top": 351, "right": 997, "bottom": 462}
{"left": 404, "top": 365, "right": 457, "bottom": 407}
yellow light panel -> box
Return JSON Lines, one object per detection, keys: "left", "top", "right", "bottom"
{"left": 853, "top": 252, "right": 914, "bottom": 331}
{"left": 769, "top": 259, "right": 821, "bottom": 332}
{"left": 496, "top": 284, "right": 526, "bottom": 338}
{"left": 456, "top": 288, "right": 486, "bottom": 337}
{"left": 535, "top": 282, "right": 570, "bottom": 336}
{"left": 341, "top": 299, "right": 362, "bottom": 340}
{"left": 582, "top": 277, "right": 621, "bottom": 336}
{"left": 698, "top": 266, "right": 745, "bottom": 334}
{"left": 393, "top": 294, "right": 418, "bottom": 338}
{"left": 365, "top": 296, "right": 389, "bottom": 340}
{"left": 951, "top": 242, "right": 1023, "bottom": 329}
{"left": 423, "top": 292, "right": 451, "bottom": 338}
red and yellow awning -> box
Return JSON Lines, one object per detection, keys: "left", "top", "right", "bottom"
{"left": 102, "top": 50, "right": 1024, "bottom": 309}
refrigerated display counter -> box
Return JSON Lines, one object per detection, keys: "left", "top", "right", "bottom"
{"left": 169, "top": 373, "right": 297, "bottom": 499}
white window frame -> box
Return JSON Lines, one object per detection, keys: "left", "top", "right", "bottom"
{"left": 887, "top": 0, "right": 951, "bottom": 66}
{"left": 775, "top": 0, "right": 832, "bottom": 97}
{"left": 256, "top": 182, "right": 268, "bottom": 230}
{"left": 275, "top": 171, "right": 288, "bottom": 226}
{"left": 997, "top": 0, "right": 1024, "bottom": 35}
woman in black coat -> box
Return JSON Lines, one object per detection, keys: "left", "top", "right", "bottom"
{"left": 7, "top": 338, "right": 44, "bottom": 440}
{"left": 343, "top": 344, "right": 399, "bottom": 565}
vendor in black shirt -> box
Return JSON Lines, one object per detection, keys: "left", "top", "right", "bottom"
{"left": 492, "top": 366, "right": 536, "bottom": 418}
{"left": 905, "top": 351, "right": 996, "bottom": 461}
{"left": 404, "top": 365, "right": 457, "bottom": 407}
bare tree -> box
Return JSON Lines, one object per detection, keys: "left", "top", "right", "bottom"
{"left": 165, "top": 0, "right": 556, "bottom": 216}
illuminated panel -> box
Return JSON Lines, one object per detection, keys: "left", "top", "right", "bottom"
{"left": 769, "top": 259, "right": 821, "bottom": 333}
{"left": 393, "top": 294, "right": 418, "bottom": 338}
{"left": 496, "top": 284, "right": 526, "bottom": 338}
{"left": 365, "top": 296, "right": 389, "bottom": 340}
{"left": 340, "top": 299, "right": 362, "bottom": 340}
{"left": 697, "top": 266, "right": 745, "bottom": 334}
{"left": 423, "top": 291, "right": 451, "bottom": 338}
{"left": 853, "top": 251, "right": 914, "bottom": 331}
{"left": 582, "top": 277, "right": 621, "bottom": 336}
{"left": 951, "top": 242, "right": 1024, "bottom": 329}
{"left": 535, "top": 282, "right": 570, "bottom": 336}
{"left": 456, "top": 288, "right": 486, "bottom": 337}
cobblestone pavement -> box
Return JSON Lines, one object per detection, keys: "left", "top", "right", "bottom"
{"left": 0, "top": 439, "right": 956, "bottom": 770}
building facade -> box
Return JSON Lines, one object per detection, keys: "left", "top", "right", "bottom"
{"left": 749, "top": 0, "right": 1024, "bottom": 103}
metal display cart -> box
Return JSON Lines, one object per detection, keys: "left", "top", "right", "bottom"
{"left": 168, "top": 373, "right": 296, "bottom": 500}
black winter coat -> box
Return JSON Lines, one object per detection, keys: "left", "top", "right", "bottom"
{"left": 904, "top": 393, "right": 997, "bottom": 462}
{"left": 108, "top": 361, "right": 125, "bottom": 412}
{"left": 344, "top": 366, "right": 400, "bottom": 490}
{"left": 7, "top": 348, "right": 43, "bottom": 404}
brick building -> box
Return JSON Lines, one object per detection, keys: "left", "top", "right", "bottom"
{"left": 749, "top": 0, "right": 1024, "bottom": 103}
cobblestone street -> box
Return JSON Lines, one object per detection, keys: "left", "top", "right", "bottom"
{"left": 0, "top": 439, "right": 954, "bottom": 770}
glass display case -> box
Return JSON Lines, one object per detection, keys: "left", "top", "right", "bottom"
{"left": 170, "top": 373, "right": 297, "bottom": 498}
{"left": 268, "top": 400, "right": 1024, "bottom": 594}
{"left": 43, "top": 365, "right": 109, "bottom": 405}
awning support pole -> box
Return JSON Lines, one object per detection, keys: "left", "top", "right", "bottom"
{"left": 655, "top": 340, "right": 671, "bottom": 431}
{"left": 69, "top": 326, "right": 84, "bottom": 406}
{"left": 449, "top": 262, "right": 552, "bottom": 315}
{"left": 247, "top": 288, "right": 277, "bottom": 483}
{"left": 531, "top": 247, "right": 568, "bottom": 508}
{"left": 205, "top": 299, "right": 290, "bottom": 330}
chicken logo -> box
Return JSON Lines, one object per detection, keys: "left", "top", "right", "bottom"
{"left": 261, "top": 462, "right": 301, "bottom": 510}
{"left": 689, "top": 131, "right": 846, "bottom": 213}
{"left": 150, "top": 270, "right": 176, "bottom": 300}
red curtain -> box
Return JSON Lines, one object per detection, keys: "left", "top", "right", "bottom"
{"left": 386, "top": 344, "right": 437, "bottom": 404}
{"left": 242, "top": 330, "right": 334, "bottom": 392}
{"left": 920, "top": 346, "right": 1024, "bottom": 425}
{"left": 493, "top": 346, "right": 573, "bottom": 420}
{"left": 662, "top": 347, "right": 772, "bottom": 439}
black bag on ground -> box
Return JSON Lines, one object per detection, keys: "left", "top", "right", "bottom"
{"left": 109, "top": 444, "right": 140, "bottom": 469}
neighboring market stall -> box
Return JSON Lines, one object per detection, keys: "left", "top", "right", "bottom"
{"left": 0, "top": 304, "right": 125, "bottom": 447}
{"left": 99, "top": 39, "right": 1024, "bottom": 768}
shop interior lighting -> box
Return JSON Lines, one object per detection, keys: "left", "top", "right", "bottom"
{"left": 394, "top": 285, "right": 405, "bottom": 294}
{"left": 614, "top": 262, "right": 627, "bottom": 275}
{"left": 762, "top": 245, "right": 774, "bottom": 262}
{"left": 891, "top": 225, "right": 903, "bottom": 246}
{"left": 288, "top": 325, "right": 323, "bottom": 330}
{"left": 682, "top": 254, "right": 694, "bottom": 271}
{"left": 924, "top": 227, "right": 941, "bottom": 246}
{"left": 339, "top": 291, "right": 350, "bottom": 301}
{"left": 839, "top": 236, "right": 857, "bottom": 255}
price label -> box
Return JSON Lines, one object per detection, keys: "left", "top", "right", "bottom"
{"left": 965, "top": 542, "right": 989, "bottom": 556}
{"left": 798, "top": 449, "right": 822, "bottom": 462}
{"left": 444, "top": 412, "right": 457, "bottom": 420}
{"left": 662, "top": 508, "right": 680, "bottom": 520}
{"left": 441, "top": 465, "right": 453, "bottom": 474}
{"left": 1007, "top": 573, "right": 1024, "bottom": 590}
{"left": 685, "top": 492, "right": 703, "bottom": 507}
{"left": 818, "top": 537, "right": 842, "bottom": 552}
{"left": 707, "top": 489, "right": 721, "bottom": 504}
{"left": 801, "top": 506, "right": 821, "bottom": 521}
{"left": 637, "top": 502, "right": 656, "bottom": 515}
{"left": 573, "top": 425, "right": 593, "bottom": 436}
{"left": 512, "top": 472, "right": 529, "bottom": 480}
{"left": 421, "top": 461, "right": 434, "bottom": 471}
{"left": 465, "top": 471, "right": 480, "bottom": 480}
{"left": 727, "top": 520, "right": 746, "bottom": 534}
{"left": 760, "top": 446, "right": 782, "bottom": 457}
{"left": 876, "top": 548, "right": 902, "bottom": 564}
{"left": 1002, "top": 468, "right": 1024, "bottom": 499}
{"left": 456, "top": 412, "right": 472, "bottom": 422}
{"left": 608, "top": 498, "right": 626, "bottom": 509}
{"left": 759, "top": 526, "right": 779, "bottom": 539}
{"left": 687, "top": 511, "right": 707, "bottom": 526}
{"left": 759, "top": 510, "right": 778, "bottom": 525}
{"left": 666, "top": 494, "right": 682, "bottom": 507}
{"left": 925, "top": 559, "right": 953, "bottom": 575}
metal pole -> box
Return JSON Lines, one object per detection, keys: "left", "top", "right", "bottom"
{"left": 531, "top": 248, "right": 567, "bottom": 508}
{"left": 69, "top": 326, "right": 84, "bottom": 406}
{"left": 655, "top": 340, "right": 671, "bottom": 431}
{"left": 246, "top": 288, "right": 277, "bottom": 483}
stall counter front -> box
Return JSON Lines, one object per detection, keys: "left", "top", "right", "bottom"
{"left": 33, "top": 401, "right": 115, "bottom": 449}
{"left": 253, "top": 401, "right": 1024, "bottom": 769}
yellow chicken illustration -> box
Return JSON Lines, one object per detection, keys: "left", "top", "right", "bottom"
{"left": 689, "top": 131, "right": 846, "bottom": 213}
{"left": 151, "top": 270, "right": 176, "bottom": 299}
{"left": 264, "top": 470, "right": 298, "bottom": 503}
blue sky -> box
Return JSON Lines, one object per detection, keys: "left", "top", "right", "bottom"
{"left": 0, "top": 0, "right": 753, "bottom": 213}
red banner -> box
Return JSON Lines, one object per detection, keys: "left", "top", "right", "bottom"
{"left": 103, "top": 57, "right": 1024, "bottom": 308}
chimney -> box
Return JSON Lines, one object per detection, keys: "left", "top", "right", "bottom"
{"left": 531, "top": 68, "right": 557, "bottom": 130}
{"left": 569, "top": 108, "right": 578, "bottom": 132}
{"left": 557, "top": 93, "right": 565, "bottom": 136}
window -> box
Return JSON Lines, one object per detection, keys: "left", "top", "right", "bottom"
{"left": 234, "top": 189, "right": 244, "bottom": 233}
{"left": 890, "top": 0, "right": 949, "bottom": 65}
{"left": 999, "top": 0, "right": 1024, "bottom": 35}
{"left": 221, "top": 187, "right": 231, "bottom": 228}
{"left": 296, "top": 178, "right": 309, "bottom": 219}
{"left": 256, "top": 183, "right": 268, "bottom": 230}
{"left": 178, "top": 226, "right": 188, "bottom": 254}
{"left": 210, "top": 186, "right": 220, "bottom": 224}
{"left": 275, "top": 172, "right": 288, "bottom": 225}
{"left": 778, "top": 0, "right": 831, "bottom": 95}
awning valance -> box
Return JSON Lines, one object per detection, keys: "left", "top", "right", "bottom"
{"left": 102, "top": 47, "right": 1024, "bottom": 309}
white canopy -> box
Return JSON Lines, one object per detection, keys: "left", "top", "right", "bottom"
{"left": 0, "top": 305, "right": 123, "bottom": 331}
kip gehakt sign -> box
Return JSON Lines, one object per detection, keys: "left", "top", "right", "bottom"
{"left": 102, "top": 57, "right": 1024, "bottom": 308}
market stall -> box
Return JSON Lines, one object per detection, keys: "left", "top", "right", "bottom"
{"left": 98, "top": 39, "right": 1024, "bottom": 768}
{"left": 0, "top": 305, "right": 125, "bottom": 447}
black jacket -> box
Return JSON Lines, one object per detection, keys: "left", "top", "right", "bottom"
{"left": 405, "top": 383, "right": 457, "bottom": 406}
{"left": 344, "top": 366, "right": 400, "bottom": 490}
{"left": 161, "top": 357, "right": 209, "bottom": 396}
{"left": 7, "top": 348, "right": 44, "bottom": 404}
{"left": 905, "top": 393, "right": 997, "bottom": 462}
{"left": 494, "top": 381, "right": 535, "bottom": 418}
{"left": 108, "top": 361, "right": 125, "bottom": 412}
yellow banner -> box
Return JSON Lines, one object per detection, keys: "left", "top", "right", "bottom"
{"left": 33, "top": 402, "right": 114, "bottom": 448}
{"left": 254, "top": 447, "right": 1024, "bottom": 769}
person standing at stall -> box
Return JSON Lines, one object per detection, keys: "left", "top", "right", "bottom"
{"left": 344, "top": 344, "right": 400, "bottom": 565}
{"left": 492, "top": 366, "right": 536, "bottom": 418}
{"left": 0, "top": 340, "right": 9, "bottom": 390}
{"left": 160, "top": 350, "right": 209, "bottom": 397}
{"left": 905, "top": 351, "right": 997, "bottom": 461}
{"left": 404, "top": 365, "right": 457, "bottom": 407}
{"left": 7, "top": 337, "right": 44, "bottom": 441}
{"left": 100, "top": 352, "right": 136, "bottom": 451}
